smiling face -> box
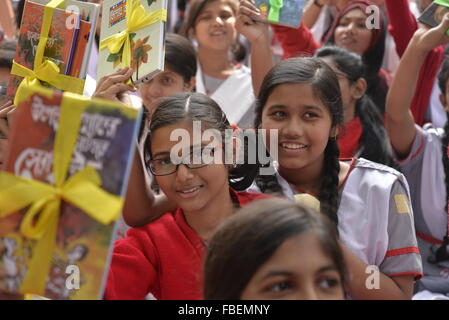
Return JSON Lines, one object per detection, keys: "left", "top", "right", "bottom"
{"left": 240, "top": 231, "right": 345, "bottom": 300}
{"left": 139, "top": 66, "right": 195, "bottom": 117}
{"left": 261, "top": 83, "right": 336, "bottom": 171}
{"left": 150, "top": 120, "right": 230, "bottom": 214}
{"left": 192, "top": 0, "right": 237, "bottom": 52}
{"left": 334, "top": 8, "right": 373, "bottom": 55}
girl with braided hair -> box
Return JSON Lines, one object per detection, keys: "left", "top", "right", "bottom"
{"left": 315, "top": 45, "right": 397, "bottom": 168}
{"left": 247, "top": 57, "right": 422, "bottom": 299}
{"left": 385, "top": 14, "right": 449, "bottom": 296}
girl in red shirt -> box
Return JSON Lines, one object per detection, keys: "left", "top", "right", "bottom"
{"left": 104, "top": 92, "right": 268, "bottom": 300}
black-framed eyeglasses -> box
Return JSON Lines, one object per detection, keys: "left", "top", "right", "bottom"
{"left": 147, "top": 146, "right": 217, "bottom": 176}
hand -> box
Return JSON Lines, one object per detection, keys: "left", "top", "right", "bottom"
{"left": 236, "top": 0, "right": 270, "bottom": 44}
{"left": 412, "top": 12, "right": 449, "bottom": 52}
{"left": 93, "top": 67, "right": 137, "bottom": 103}
{"left": 0, "top": 100, "right": 16, "bottom": 168}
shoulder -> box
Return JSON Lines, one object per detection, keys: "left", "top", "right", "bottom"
{"left": 353, "top": 157, "right": 401, "bottom": 175}
{"left": 235, "top": 191, "right": 272, "bottom": 206}
{"left": 347, "top": 158, "right": 407, "bottom": 188}
{"left": 125, "top": 212, "right": 178, "bottom": 240}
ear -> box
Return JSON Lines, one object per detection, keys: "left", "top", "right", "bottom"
{"left": 184, "top": 77, "right": 196, "bottom": 92}
{"left": 350, "top": 78, "right": 367, "bottom": 100}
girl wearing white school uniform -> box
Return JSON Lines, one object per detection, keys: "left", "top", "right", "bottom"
{"left": 179, "top": 0, "right": 256, "bottom": 128}
{"left": 244, "top": 57, "right": 422, "bottom": 299}
{"left": 385, "top": 17, "right": 449, "bottom": 296}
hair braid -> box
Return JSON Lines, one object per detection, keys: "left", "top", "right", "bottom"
{"left": 318, "top": 138, "right": 341, "bottom": 227}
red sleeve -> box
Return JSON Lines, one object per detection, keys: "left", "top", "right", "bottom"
{"left": 385, "top": 0, "right": 445, "bottom": 125}
{"left": 385, "top": 0, "right": 418, "bottom": 57}
{"left": 104, "top": 227, "right": 158, "bottom": 300}
{"left": 271, "top": 22, "right": 320, "bottom": 59}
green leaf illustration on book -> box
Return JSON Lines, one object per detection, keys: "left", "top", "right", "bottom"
{"left": 131, "top": 35, "right": 152, "bottom": 81}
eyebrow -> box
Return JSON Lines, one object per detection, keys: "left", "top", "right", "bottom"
{"left": 341, "top": 17, "right": 366, "bottom": 22}
{"left": 261, "top": 270, "right": 294, "bottom": 281}
{"left": 261, "top": 265, "right": 339, "bottom": 281}
{"left": 152, "top": 143, "right": 210, "bottom": 159}
{"left": 267, "top": 104, "right": 324, "bottom": 112}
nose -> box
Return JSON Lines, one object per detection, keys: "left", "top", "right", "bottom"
{"left": 175, "top": 164, "right": 195, "bottom": 182}
{"left": 282, "top": 118, "right": 304, "bottom": 138}
{"left": 298, "top": 285, "right": 319, "bottom": 300}
{"left": 346, "top": 22, "right": 357, "bottom": 34}
{"left": 147, "top": 81, "right": 163, "bottom": 98}
{"left": 213, "top": 15, "right": 224, "bottom": 26}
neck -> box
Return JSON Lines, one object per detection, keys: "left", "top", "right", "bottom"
{"left": 344, "top": 102, "right": 356, "bottom": 124}
{"left": 198, "top": 47, "right": 234, "bottom": 78}
{"left": 183, "top": 187, "right": 235, "bottom": 240}
{"left": 278, "top": 155, "right": 325, "bottom": 195}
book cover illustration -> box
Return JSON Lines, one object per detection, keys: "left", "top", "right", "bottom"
{"left": 418, "top": 1, "right": 449, "bottom": 29}
{"left": 254, "top": 0, "right": 305, "bottom": 28}
{"left": 0, "top": 89, "right": 141, "bottom": 299}
{"left": 6, "top": 0, "right": 80, "bottom": 99}
{"left": 97, "top": 0, "right": 167, "bottom": 85}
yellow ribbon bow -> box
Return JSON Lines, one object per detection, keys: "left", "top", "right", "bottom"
{"left": 0, "top": 86, "right": 124, "bottom": 296}
{"left": 10, "top": 0, "right": 85, "bottom": 105}
{"left": 99, "top": 0, "right": 167, "bottom": 71}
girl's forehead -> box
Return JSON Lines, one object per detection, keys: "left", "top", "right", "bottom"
{"left": 341, "top": 8, "right": 368, "bottom": 20}
{"left": 199, "top": 0, "right": 235, "bottom": 14}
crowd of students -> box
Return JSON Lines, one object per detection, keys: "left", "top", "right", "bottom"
{"left": 1, "top": 0, "right": 449, "bottom": 300}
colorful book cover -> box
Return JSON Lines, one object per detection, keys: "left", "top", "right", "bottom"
{"left": 0, "top": 87, "right": 141, "bottom": 299}
{"left": 418, "top": 1, "right": 449, "bottom": 29}
{"left": 254, "top": 0, "right": 305, "bottom": 28}
{"left": 97, "top": 0, "right": 167, "bottom": 85}
{"left": 6, "top": 0, "right": 80, "bottom": 100}
{"left": 69, "top": 20, "right": 91, "bottom": 77}
{"left": 66, "top": 0, "right": 100, "bottom": 78}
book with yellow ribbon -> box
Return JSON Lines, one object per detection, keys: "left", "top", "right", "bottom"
{"left": 254, "top": 0, "right": 305, "bottom": 28}
{"left": 97, "top": 0, "right": 167, "bottom": 85}
{"left": 6, "top": 0, "right": 99, "bottom": 106}
{"left": 0, "top": 84, "right": 142, "bottom": 299}
{"left": 6, "top": 0, "right": 80, "bottom": 100}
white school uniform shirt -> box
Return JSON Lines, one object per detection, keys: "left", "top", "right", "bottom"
{"left": 195, "top": 62, "right": 255, "bottom": 126}
{"left": 395, "top": 124, "right": 449, "bottom": 294}
{"left": 248, "top": 158, "right": 422, "bottom": 278}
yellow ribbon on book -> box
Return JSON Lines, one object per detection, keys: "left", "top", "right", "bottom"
{"left": 11, "top": 0, "right": 85, "bottom": 105}
{"left": 0, "top": 86, "right": 123, "bottom": 296}
{"left": 99, "top": 0, "right": 167, "bottom": 72}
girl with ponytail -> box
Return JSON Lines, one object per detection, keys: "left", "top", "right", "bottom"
{"left": 315, "top": 45, "right": 398, "bottom": 168}
{"left": 385, "top": 14, "right": 449, "bottom": 296}
{"left": 248, "top": 57, "right": 422, "bottom": 299}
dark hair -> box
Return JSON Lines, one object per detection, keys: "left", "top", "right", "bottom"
{"left": 138, "top": 33, "right": 197, "bottom": 140}
{"left": 434, "top": 58, "right": 449, "bottom": 263}
{"left": 146, "top": 92, "right": 256, "bottom": 190}
{"left": 323, "top": 0, "right": 387, "bottom": 114}
{"left": 254, "top": 57, "right": 343, "bottom": 226}
{"left": 204, "top": 198, "right": 348, "bottom": 300}
{"left": 0, "top": 40, "right": 17, "bottom": 69}
{"left": 178, "top": 0, "right": 246, "bottom": 62}
{"left": 164, "top": 33, "right": 197, "bottom": 83}
{"left": 316, "top": 45, "right": 398, "bottom": 169}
